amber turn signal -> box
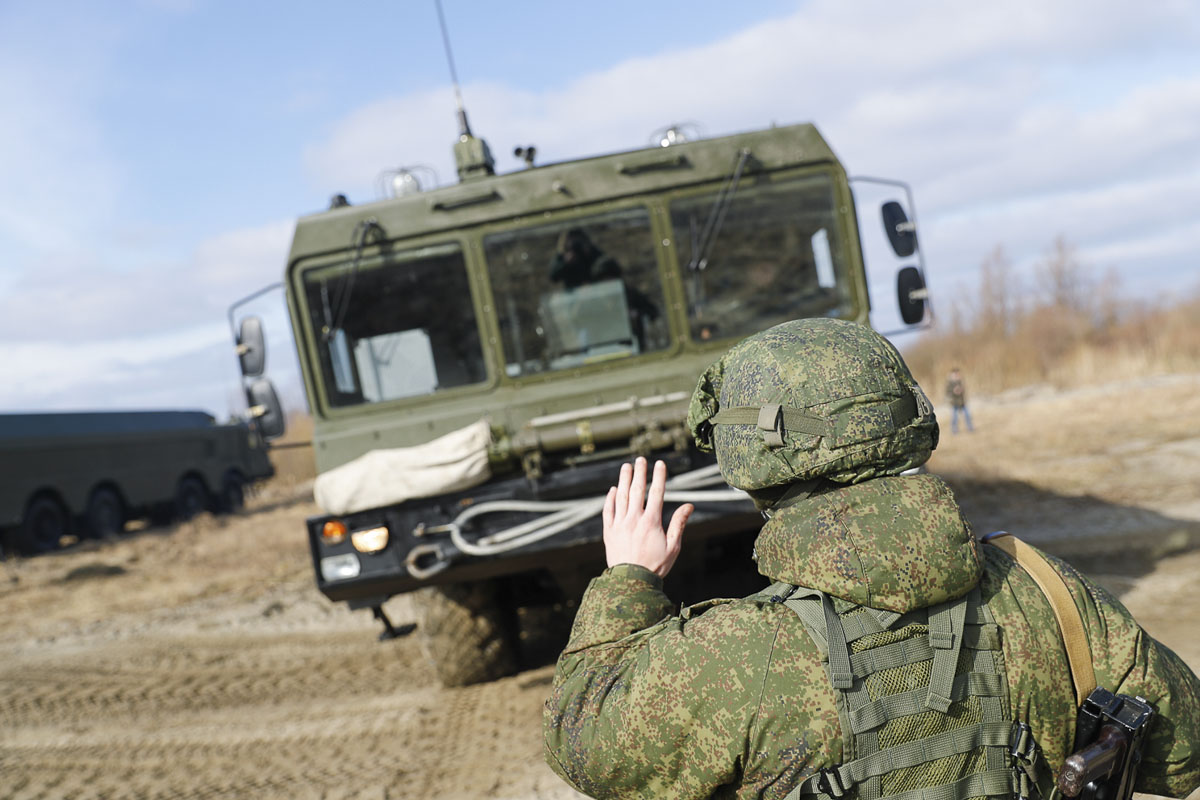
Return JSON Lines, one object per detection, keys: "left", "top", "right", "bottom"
{"left": 321, "top": 520, "right": 348, "bottom": 544}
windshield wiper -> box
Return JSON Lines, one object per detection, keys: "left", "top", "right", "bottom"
{"left": 322, "top": 218, "right": 385, "bottom": 340}
{"left": 688, "top": 148, "right": 751, "bottom": 273}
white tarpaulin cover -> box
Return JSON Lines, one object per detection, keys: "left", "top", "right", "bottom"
{"left": 313, "top": 419, "right": 492, "bottom": 515}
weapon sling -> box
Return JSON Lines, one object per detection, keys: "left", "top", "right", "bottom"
{"left": 982, "top": 532, "right": 1096, "bottom": 705}
{"left": 983, "top": 532, "right": 1155, "bottom": 800}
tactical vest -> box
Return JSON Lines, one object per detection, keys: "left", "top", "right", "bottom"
{"left": 758, "top": 582, "right": 1055, "bottom": 800}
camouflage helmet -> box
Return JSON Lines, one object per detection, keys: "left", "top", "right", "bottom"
{"left": 687, "top": 318, "right": 938, "bottom": 499}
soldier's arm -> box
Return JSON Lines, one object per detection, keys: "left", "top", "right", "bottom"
{"left": 1050, "top": 556, "right": 1200, "bottom": 797}
{"left": 544, "top": 565, "right": 775, "bottom": 800}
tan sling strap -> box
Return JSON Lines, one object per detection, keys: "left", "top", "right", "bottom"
{"left": 983, "top": 531, "right": 1097, "bottom": 706}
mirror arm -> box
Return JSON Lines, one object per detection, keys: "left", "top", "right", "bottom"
{"left": 228, "top": 282, "right": 284, "bottom": 346}
{"left": 849, "top": 175, "right": 934, "bottom": 326}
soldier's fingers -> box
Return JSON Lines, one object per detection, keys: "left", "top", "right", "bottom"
{"left": 627, "top": 457, "right": 647, "bottom": 518}
{"left": 659, "top": 503, "right": 693, "bottom": 578}
{"left": 613, "top": 462, "right": 632, "bottom": 520}
{"left": 602, "top": 486, "right": 616, "bottom": 532}
{"left": 643, "top": 460, "right": 668, "bottom": 527}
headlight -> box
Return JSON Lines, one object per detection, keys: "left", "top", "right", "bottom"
{"left": 320, "top": 553, "right": 361, "bottom": 581}
{"left": 351, "top": 526, "right": 389, "bottom": 554}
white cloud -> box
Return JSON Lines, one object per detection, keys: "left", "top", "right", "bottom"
{"left": 193, "top": 219, "right": 297, "bottom": 300}
{"left": 306, "top": 1, "right": 1200, "bottom": 195}
{"left": 5, "top": 320, "right": 226, "bottom": 404}
{"left": 0, "top": 219, "right": 293, "bottom": 343}
{"left": 1, "top": 218, "right": 295, "bottom": 414}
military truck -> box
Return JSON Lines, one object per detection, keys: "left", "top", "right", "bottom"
{"left": 0, "top": 410, "right": 275, "bottom": 555}
{"left": 240, "top": 118, "right": 930, "bottom": 686}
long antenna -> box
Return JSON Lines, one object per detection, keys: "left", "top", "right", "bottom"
{"left": 434, "top": 0, "right": 471, "bottom": 137}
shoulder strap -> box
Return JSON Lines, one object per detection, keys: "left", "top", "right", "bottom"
{"left": 983, "top": 531, "right": 1096, "bottom": 705}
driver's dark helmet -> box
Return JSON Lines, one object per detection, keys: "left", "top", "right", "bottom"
{"left": 556, "top": 228, "right": 600, "bottom": 263}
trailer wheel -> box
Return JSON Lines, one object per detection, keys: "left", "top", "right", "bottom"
{"left": 85, "top": 488, "right": 125, "bottom": 538}
{"left": 175, "top": 477, "right": 210, "bottom": 520}
{"left": 411, "top": 582, "right": 517, "bottom": 687}
{"left": 19, "top": 496, "right": 68, "bottom": 554}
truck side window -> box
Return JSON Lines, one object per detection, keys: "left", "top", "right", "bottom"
{"left": 483, "top": 206, "right": 668, "bottom": 377}
{"left": 669, "top": 173, "right": 853, "bottom": 343}
{"left": 301, "top": 241, "right": 485, "bottom": 408}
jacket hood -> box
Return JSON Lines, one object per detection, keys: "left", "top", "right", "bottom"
{"left": 753, "top": 473, "right": 981, "bottom": 613}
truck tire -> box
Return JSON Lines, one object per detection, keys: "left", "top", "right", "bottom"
{"left": 175, "top": 477, "right": 210, "bottom": 520}
{"left": 411, "top": 582, "right": 517, "bottom": 687}
{"left": 19, "top": 496, "right": 68, "bottom": 554}
{"left": 218, "top": 472, "right": 245, "bottom": 514}
{"left": 85, "top": 488, "right": 125, "bottom": 538}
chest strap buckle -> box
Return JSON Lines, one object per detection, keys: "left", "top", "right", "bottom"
{"left": 1009, "top": 721, "right": 1036, "bottom": 763}
{"left": 817, "top": 768, "right": 850, "bottom": 798}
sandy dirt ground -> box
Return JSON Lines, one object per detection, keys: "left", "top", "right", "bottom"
{"left": 2, "top": 373, "right": 1199, "bottom": 800}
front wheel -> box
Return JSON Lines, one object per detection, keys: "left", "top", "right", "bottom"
{"left": 410, "top": 582, "right": 517, "bottom": 688}
{"left": 19, "top": 496, "right": 68, "bottom": 554}
{"left": 218, "top": 472, "right": 245, "bottom": 514}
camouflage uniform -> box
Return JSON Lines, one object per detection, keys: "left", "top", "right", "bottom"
{"left": 544, "top": 319, "right": 1200, "bottom": 800}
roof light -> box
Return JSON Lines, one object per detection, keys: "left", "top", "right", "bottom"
{"left": 376, "top": 165, "right": 439, "bottom": 199}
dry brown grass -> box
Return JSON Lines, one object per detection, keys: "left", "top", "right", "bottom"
{"left": 904, "top": 237, "right": 1200, "bottom": 397}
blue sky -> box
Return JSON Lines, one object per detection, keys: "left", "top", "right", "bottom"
{"left": 2, "top": 0, "right": 1198, "bottom": 418}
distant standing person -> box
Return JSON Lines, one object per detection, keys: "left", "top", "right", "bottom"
{"left": 946, "top": 366, "right": 974, "bottom": 433}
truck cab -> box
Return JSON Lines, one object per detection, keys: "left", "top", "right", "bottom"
{"left": 264, "top": 122, "right": 928, "bottom": 685}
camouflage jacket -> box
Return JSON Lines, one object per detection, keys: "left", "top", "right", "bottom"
{"left": 544, "top": 473, "right": 1200, "bottom": 799}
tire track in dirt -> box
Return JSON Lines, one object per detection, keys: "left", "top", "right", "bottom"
{"left": 0, "top": 616, "right": 577, "bottom": 800}
{"left": 0, "top": 630, "right": 424, "bottom": 723}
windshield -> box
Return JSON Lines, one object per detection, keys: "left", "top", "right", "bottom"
{"left": 670, "top": 172, "right": 853, "bottom": 342}
{"left": 300, "top": 241, "right": 486, "bottom": 408}
{"left": 484, "top": 206, "right": 669, "bottom": 377}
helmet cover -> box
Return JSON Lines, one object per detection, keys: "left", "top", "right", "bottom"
{"left": 687, "top": 318, "right": 938, "bottom": 494}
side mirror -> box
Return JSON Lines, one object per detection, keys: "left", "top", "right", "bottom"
{"left": 247, "top": 378, "right": 286, "bottom": 440}
{"left": 897, "top": 266, "right": 928, "bottom": 325}
{"left": 236, "top": 316, "right": 266, "bottom": 378}
{"left": 882, "top": 201, "right": 918, "bottom": 258}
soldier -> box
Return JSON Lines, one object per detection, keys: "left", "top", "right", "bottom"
{"left": 550, "top": 228, "right": 620, "bottom": 289}
{"left": 544, "top": 318, "right": 1200, "bottom": 800}
{"left": 946, "top": 366, "right": 974, "bottom": 433}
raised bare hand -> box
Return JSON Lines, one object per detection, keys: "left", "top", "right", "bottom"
{"left": 602, "top": 457, "right": 693, "bottom": 578}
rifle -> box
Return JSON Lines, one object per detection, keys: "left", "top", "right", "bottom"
{"left": 1057, "top": 687, "right": 1155, "bottom": 800}
{"left": 982, "top": 535, "right": 1158, "bottom": 800}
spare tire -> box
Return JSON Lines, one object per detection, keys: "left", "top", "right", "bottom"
{"left": 410, "top": 581, "right": 517, "bottom": 687}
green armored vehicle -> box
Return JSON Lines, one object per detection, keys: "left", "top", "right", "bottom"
{"left": 0, "top": 410, "right": 275, "bottom": 554}
{"left": 242, "top": 118, "right": 929, "bottom": 686}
